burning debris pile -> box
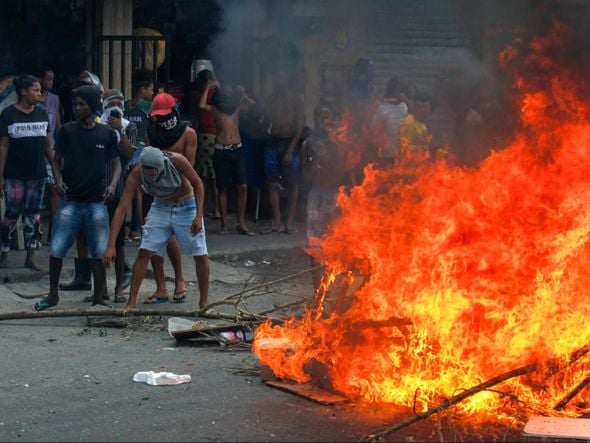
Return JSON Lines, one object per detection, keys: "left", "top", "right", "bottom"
{"left": 254, "top": 20, "right": 590, "bottom": 421}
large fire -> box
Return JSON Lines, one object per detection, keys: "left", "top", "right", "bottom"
{"left": 254, "top": 21, "right": 590, "bottom": 418}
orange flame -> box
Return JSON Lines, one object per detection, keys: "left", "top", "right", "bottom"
{"left": 254, "top": 21, "right": 590, "bottom": 417}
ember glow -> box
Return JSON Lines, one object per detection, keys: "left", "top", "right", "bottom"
{"left": 254, "top": 22, "right": 590, "bottom": 417}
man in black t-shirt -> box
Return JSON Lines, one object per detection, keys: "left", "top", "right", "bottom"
{"left": 33, "top": 85, "right": 121, "bottom": 311}
{"left": 0, "top": 74, "right": 54, "bottom": 270}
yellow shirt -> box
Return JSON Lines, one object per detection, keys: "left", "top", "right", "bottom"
{"left": 399, "top": 114, "right": 430, "bottom": 154}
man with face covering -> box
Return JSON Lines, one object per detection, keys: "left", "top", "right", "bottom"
{"left": 143, "top": 93, "right": 197, "bottom": 303}
{"left": 33, "top": 85, "right": 121, "bottom": 311}
{"left": 103, "top": 146, "right": 210, "bottom": 309}
{"left": 95, "top": 88, "right": 138, "bottom": 303}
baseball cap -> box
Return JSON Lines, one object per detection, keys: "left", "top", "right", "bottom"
{"left": 103, "top": 88, "right": 125, "bottom": 108}
{"left": 103, "top": 88, "right": 124, "bottom": 102}
{"left": 149, "top": 92, "right": 176, "bottom": 116}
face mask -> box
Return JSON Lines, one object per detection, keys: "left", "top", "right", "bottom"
{"left": 157, "top": 112, "right": 179, "bottom": 130}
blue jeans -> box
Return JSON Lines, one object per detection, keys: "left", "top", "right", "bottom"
{"left": 140, "top": 197, "right": 208, "bottom": 257}
{"left": 49, "top": 199, "right": 110, "bottom": 259}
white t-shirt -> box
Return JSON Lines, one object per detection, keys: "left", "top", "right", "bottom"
{"left": 372, "top": 101, "right": 408, "bottom": 158}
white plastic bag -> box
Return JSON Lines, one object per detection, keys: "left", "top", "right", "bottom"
{"left": 133, "top": 371, "right": 191, "bottom": 386}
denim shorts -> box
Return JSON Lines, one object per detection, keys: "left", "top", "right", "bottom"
{"left": 141, "top": 197, "right": 208, "bottom": 257}
{"left": 50, "top": 199, "right": 110, "bottom": 259}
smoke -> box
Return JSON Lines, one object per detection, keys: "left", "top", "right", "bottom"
{"left": 206, "top": 0, "right": 590, "bottom": 166}
{"left": 207, "top": 0, "right": 268, "bottom": 87}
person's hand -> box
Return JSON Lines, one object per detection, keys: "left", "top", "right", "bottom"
{"left": 103, "top": 184, "right": 115, "bottom": 202}
{"left": 102, "top": 246, "right": 116, "bottom": 267}
{"left": 107, "top": 116, "right": 123, "bottom": 132}
{"left": 55, "top": 178, "right": 68, "bottom": 195}
{"left": 191, "top": 216, "right": 203, "bottom": 234}
{"left": 282, "top": 150, "right": 293, "bottom": 166}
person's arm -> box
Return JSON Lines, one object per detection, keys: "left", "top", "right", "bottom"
{"left": 103, "top": 156, "right": 122, "bottom": 201}
{"left": 55, "top": 97, "right": 62, "bottom": 133}
{"left": 52, "top": 151, "right": 66, "bottom": 194}
{"left": 283, "top": 95, "right": 304, "bottom": 165}
{"left": 171, "top": 154, "right": 205, "bottom": 234}
{"left": 44, "top": 132, "right": 54, "bottom": 167}
{"left": 236, "top": 85, "right": 256, "bottom": 110}
{"left": 199, "top": 81, "right": 218, "bottom": 112}
{"left": 108, "top": 116, "right": 135, "bottom": 160}
{"left": 52, "top": 127, "right": 67, "bottom": 194}
{"left": 103, "top": 133, "right": 122, "bottom": 201}
{"left": 103, "top": 167, "right": 141, "bottom": 266}
{"left": 0, "top": 136, "right": 8, "bottom": 198}
{"left": 183, "top": 127, "right": 197, "bottom": 166}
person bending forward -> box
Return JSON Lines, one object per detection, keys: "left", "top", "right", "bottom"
{"left": 103, "top": 146, "right": 210, "bottom": 309}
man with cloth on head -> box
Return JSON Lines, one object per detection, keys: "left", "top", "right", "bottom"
{"left": 33, "top": 84, "right": 121, "bottom": 311}
{"left": 103, "top": 146, "right": 210, "bottom": 310}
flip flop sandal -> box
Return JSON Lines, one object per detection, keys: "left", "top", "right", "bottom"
{"left": 143, "top": 295, "right": 169, "bottom": 305}
{"left": 236, "top": 225, "right": 256, "bottom": 236}
{"left": 83, "top": 294, "right": 110, "bottom": 303}
{"left": 113, "top": 295, "right": 128, "bottom": 303}
{"left": 173, "top": 291, "right": 186, "bottom": 303}
{"left": 33, "top": 299, "right": 57, "bottom": 311}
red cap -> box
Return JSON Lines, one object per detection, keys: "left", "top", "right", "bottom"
{"left": 149, "top": 93, "right": 176, "bottom": 116}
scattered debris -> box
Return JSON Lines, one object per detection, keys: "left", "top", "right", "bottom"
{"left": 265, "top": 380, "right": 349, "bottom": 405}
{"left": 133, "top": 371, "right": 191, "bottom": 386}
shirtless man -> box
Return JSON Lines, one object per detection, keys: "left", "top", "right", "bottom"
{"left": 263, "top": 69, "right": 304, "bottom": 234}
{"left": 144, "top": 93, "right": 197, "bottom": 303}
{"left": 103, "top": 146, "right": 209, "bottom": 309}
{"left": 199, "top": 81, "right": 255, "bottom": 235}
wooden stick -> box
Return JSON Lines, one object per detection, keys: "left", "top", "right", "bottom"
{"left": 223, "top": 265, "right": 323, "bottom": 300}
{"left": 359, "top": 343, "right": 590, "bottom": 442}
{"left": 0, "top": 307, "right": 261, "bottom": 321}
{"left": 554, "top": 375, "right": 590, "bottom": 410}
{"left": 0, "top": 266, "right": 322, "bottom": 322}
{"left": 359, "top": 363, "right": 537, "bottom": 442}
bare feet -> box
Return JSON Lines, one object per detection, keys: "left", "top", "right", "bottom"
{"left": 261, "top": 224, "right": 284, "bottom": 235}
{"left": 174, "top": 279, "right": 186, "bottom": 294}
{"left": 148, "top": 289, "right": 168, "bottom": 300}
{"left": 24, "top": 250, "right": 44, "bottom": 271}
{"left": 25, "top": 260, "right": 45, "bottom": 272}
{"left": 236, "top": 224, "right": 255, "bottom": 236}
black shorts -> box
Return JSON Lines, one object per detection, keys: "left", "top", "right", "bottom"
{"left": 106, "top": 197, "right": 126, "bottom": 248}
{"left": 213, "top": 147, "right": 247, "bottom": 190}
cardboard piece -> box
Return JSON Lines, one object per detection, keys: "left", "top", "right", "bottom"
{"left": 523, "top": 416, "right": 590, "bottom": 439}
{"left": 265, "top": 380, "right": 349, "bottom": 405}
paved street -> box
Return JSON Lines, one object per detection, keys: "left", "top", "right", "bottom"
{"left": 0, "top": 219, "right": 542, "bottom": 442}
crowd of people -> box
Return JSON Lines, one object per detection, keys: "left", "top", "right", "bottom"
{"left": 0, "top": 56, "right": 510, "bottom": 310}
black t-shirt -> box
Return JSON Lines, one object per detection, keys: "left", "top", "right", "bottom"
{"left": 0, "top": 105, "right": 49, "bottom": 180}
{"left": 55, "top": 121, "right": 119, "bottom": 202}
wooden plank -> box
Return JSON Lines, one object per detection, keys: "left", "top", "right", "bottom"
{"left": 265, "top": 380, "right": 349, "bottom": 405}
{"left": 170, "top": 321, "right": 246, "bottom": 341}
{"left": 523, "top": 416, "right": 590, "bottom": 439}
